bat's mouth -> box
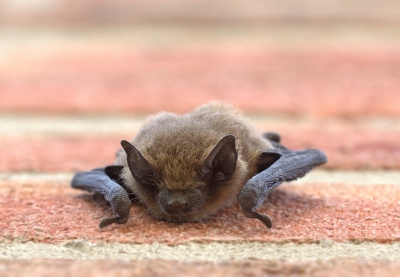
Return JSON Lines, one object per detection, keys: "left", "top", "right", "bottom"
{"left": 161, "top": 212, "right": 200, "bottom": 223}
{"left": 158, "top": 206, "right": 203, "bottom": 222}
{"left": 164, "top": 210, "right": 196, "bottom": 216}
{"left": 161, "top": 206, "right": 200, "bottom": 216}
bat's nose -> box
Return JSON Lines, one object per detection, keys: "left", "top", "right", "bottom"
{"left": 167, "top": 199, "right": 188, "bottom": 211}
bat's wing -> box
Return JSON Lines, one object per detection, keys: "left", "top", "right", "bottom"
{"left": 239, "top": 132, "right": 327, "bottom": 228}
{"left": 71, "top": 166, "right": 132, "bottom": 228}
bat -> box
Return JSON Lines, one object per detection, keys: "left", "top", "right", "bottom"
{"left": 71, "top": 103, "right": 327, "bottom": 228}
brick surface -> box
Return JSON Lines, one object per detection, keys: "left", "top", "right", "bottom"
{"left": 1, "top": 179, "right": 399, "bottom": 244}
{"left": 1, "top": 48, "right": 399, "bottom": 116}
{"left": 0, "top": 137, "right": 118, "bottom": 172}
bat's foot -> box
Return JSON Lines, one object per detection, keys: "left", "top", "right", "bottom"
{"left": 242, "top": 210, "right": 272, "bottom": 229}
{"left": 99, "top": 214, "right": 129, "bottom": 229}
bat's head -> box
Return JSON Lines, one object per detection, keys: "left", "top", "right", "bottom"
{"left": 120, "top": 135, "right": 248, "bottom": 223}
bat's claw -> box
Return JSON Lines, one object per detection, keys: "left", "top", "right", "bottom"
{"left": 99, "top": 214, "right": 129, "bottom": 229}
{"left": 242, "top": 209, "right": 272, "bottom": 229}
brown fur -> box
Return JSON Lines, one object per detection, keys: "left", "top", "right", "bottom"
{"left": 116, "top": 102, "right": 273, "bottom": 222}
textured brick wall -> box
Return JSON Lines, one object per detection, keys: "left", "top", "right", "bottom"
{"left": 1, "top": 1, "right": 400, "bottom": 276}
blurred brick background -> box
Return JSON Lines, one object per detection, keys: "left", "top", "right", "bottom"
{"left": 1, "top": 0, "right": 400, "bottom": 116}
{"left": 1, "top": 1, "right": 400, "bottom": 276}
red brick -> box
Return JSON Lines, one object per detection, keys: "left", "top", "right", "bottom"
{"left": 1, "top": 49, "right": 399, "bottom": 117}
{"left": 276, "top": 126, "right": 400, "bottom": 170}
{"left": 1, "top": 180, "right": 399, "bottom": 244}
{"left": 0, "top": 137, "right": 118, "bottom": 172}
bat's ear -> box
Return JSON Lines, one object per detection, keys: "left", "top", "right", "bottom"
{"left": 256, "top": 150, "right": 281, "bottom": 173}
{"left": 121, "top": 140, "right": 156, "bottom": 186}
{"left": 201, "top": 135, "right": 238, "bottom": 183}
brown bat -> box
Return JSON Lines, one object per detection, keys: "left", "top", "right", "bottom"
{"left": 72, "top": 103, "right": 327, "bottom": 228}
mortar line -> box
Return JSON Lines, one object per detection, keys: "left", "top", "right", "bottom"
{"left": 1, "top": 241, "right": 399, "bottom": 262}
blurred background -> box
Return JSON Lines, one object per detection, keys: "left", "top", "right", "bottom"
{"left": 1, "top": 0, "right": 400, "bottom": 173}
{"left": 1, "top": 0, "right": 399, "bottom": 116}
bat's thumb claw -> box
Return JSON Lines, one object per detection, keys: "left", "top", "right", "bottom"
{"left": 257, "top": 213, "right": 272, "bottom": 229}
{"left": 242, "top": 209, "right": 272, "bottom": 229}
{"left": 99, "top": 215, "right": 129, "bottom": 229}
